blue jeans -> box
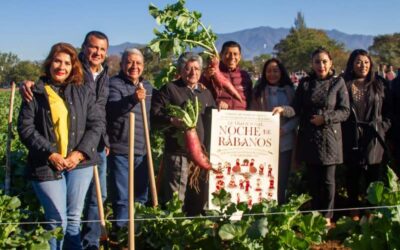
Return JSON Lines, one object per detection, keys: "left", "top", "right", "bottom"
{"left": 32, "top": 166, "right": 93, "bottom": 250}
{"left": 81, "top": 150, "right": 107, "bottom": 249}
{"left": 108, "top": 153, "right": 149, "bottom": 229}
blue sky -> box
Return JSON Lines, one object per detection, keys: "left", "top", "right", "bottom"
{"left": 1, "top": 0, "right": 399, "bottom": 61}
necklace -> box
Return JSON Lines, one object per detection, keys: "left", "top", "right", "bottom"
{"left": 351, "top": 79, "right": 367, "bottom": 103}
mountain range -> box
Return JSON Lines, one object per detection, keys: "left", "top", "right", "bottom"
{"left": 108, "top": 26, "right": 374, "bottom": 60}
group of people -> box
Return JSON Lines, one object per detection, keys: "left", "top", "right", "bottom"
{"left": 16, "top": 29, "right": 399, "bottom": 249}
{"left": 274, "top": 48, "right": 393, "bottom": 227}
{"left": 378, "top": 63, "right": 398, "bottom": 81}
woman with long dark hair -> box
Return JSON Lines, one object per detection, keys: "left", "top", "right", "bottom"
{"left": 342, "top": 49, "right": 392, "bottom": 220}
{"left": 251, "top": 58, "right": 298, "bottom": 204}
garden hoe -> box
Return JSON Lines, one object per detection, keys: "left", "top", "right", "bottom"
{"left": 93, "top": 165, "right": 109, "bottom": 249}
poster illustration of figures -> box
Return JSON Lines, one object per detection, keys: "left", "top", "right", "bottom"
{"left": 208, "top": 110, "right": 280, "bottom": 210}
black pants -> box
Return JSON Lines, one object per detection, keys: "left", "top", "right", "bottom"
{"left": 307, "top": 164, "right": 336, "bottom": 219}
{"left": 159, "top": 153, "right": 207, "bottom": 216}
{"left": 346, "top": 164, "right": 381, "bottom": 210}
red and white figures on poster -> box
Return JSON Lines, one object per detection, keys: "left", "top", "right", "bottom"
{"left": 212, "top": 159, "right": 275, "bottom": 207}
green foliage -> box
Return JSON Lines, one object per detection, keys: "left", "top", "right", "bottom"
{"left": 7, "top": 61, "right": 41, "bottom": 84}
{"left": 113, "top": 189, "right": 327, "bottom": 249}
{"left": 149, "top": 0, "right": 218, "bottom": 57}
{"left": 294, "top": 11, "right": 307, "bottom": 30}
{"left": 167, "top": 97, "right": 199, "bottom": 129}
{"left": 239, "top": 59, "right": 257, "bottom": 77}
{"left": 0, "top": 52, "right": 19, "bottom": 84}
{"left": 0, "top": 91, "right": 23, "bottom": 180}
{"left": 0, "top": 191, "right": 62, "bottom": 249}
{"left": 330, "top": 166, "right": 400, "bottom": 249}
{"left": 0, "top": 91, "right": 39, "bottom": 212}
{"left": 0, "top": 52, "right": 41, "bottom": 84}
{"left": 369, "top": 33, "right": 400, "bottom": 67}
{"left": 148, "top": 0, "right": 218, "bottom": 86}
{"left": 153, "top": 62, "right": 177, "bottom": 89}
{"left": 274, "top": 27, "right": 348, "bottom": 72}
{"left": 142, "top": 47, "right": 175, "bottom": 89}
{"left": 252, "top": 53, "right": 272, "bottom": 77}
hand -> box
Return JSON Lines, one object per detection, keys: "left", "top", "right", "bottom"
{"left": 19, "top": 80, "right": 35, "bottom": 102}
{"left": 170, "top": 117, "right": 184, "bottom": 128}
{"left": 272, "top": 107, "right": 284, "bottom": 115}
{"left": 105, "top": 147, "right": 110, "bottom": 156}
{"left": 211, "top": 166, "right": 222, "bottom": 174}
{"left": 203, "top": 66, "right": 216, "bottom": 80}
{"left": 48, "top": 153, "right": 68, "bottom": 171}
{"left": 134, "top": 84, "right": 146, "bottom": 102}
{"left": 65, "top": 151, "right": 85, "bottom": 171}
{"left": 198, "top": 83, "right": 207, "bottom": 90}
{"left": 218, "top": 101, "right": 229, "bottom": 111}
{"left": 310, "top": 115, "right": 325, "bottom": 126}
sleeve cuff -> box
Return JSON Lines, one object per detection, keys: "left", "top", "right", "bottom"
{"left": 323, "top": 114, "right": 330, "bottom": 125}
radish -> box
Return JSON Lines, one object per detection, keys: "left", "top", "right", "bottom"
{"left": 167, "top": 97, "right": 213, "bottom": 171}
{"left": 149, "top": 0, "right": 243, "bottom": 102}
{"left": 184, "top": 128, "right": 212, "bottom": 170}
{"left": 209, "top": 57, "right": 243, "bottom": 103}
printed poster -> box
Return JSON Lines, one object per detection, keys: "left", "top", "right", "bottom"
{"left": 208, "top": 110, "right": 280, "bottom": 210}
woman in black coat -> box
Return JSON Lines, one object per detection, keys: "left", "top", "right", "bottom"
{"left": 342, "top": 49, "right": 392, "bottom": 220}
{"left": 274, "top": 47, "right": 350, "bottom": 226}
{"left": 18, "top": 43, "right": 101, "bottom": 249}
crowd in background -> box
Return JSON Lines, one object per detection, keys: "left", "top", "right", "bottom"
{"left": 16, "top": 30, "right": 400, "bottom": 249}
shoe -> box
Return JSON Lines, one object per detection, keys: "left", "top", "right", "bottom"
{"left": 350, "top": 209, "right": 360, "bottom": 221}
{"left": 325, "top": 218, "right": 336, "bottom": 229}
{"left": 325, "top": 218, "right": 331, "bottom": 227}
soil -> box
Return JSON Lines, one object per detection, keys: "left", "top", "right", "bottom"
{"left": 310, "top": 240, "right": 351, "bottom": 250}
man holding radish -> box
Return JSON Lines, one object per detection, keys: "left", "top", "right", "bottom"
{"left": 203, "top": 41, "right": 253, "bottom": 110}
{"left": 151, "top": 52, "right": 216, "bottom": 215}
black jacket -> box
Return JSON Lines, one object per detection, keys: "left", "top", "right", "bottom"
{"left": 18, "top": 78, "right": 102, "bottom": 181}
{"left": 150, "top": 79, "right": 216, "bottom": 155}
{"left": 284, "top": 74, "right": 350, "bottom": 165}
{"left": 106, "top": 72, "right": 153, "bottom": 155}
{"left": 79, "top": 52, "right": 110, "bottom": 150}
{"left": 342, "top": 78, "right": 392, "bottom": 165}
{"left": 392, "top": 76, "right": 400, "bottom": 159}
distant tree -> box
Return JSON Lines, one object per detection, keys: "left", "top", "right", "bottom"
{"left": 294, "top": 11, "right": 306, "bottom": 30}
{"left": 274, "top": 28, "right": 347, "bottom": 73}
{"left": 106, "top": 54, "right": 121, "bottom": 77}
{"left": 252, "top": 53, "right": 272, "bottom": 77}
{"left": 239, "top": 59, "right": 256, "bottom": 78}
{"left": 274, "top": 13, "right": 348, "bottom": 73}
{"left": 0, "top": 52, "right": 20, "bottom": 84}
{"left": 142, "top": 46, "right": 174, "bottom": 88}
{"left": 7, "top": 61, "right": 41, "bottom": 83}
{"left": 369, "top": 33, "right": 400, "bottom": 68}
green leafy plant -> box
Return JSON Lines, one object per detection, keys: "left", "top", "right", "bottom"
{"left": 114, "top": 189, "right": 327, "bottom": 249}
{"left": 148, "top": 0, "right": 218, "bottom": 88}
{"left": 149, "top": 0, "right": 218, "bottom": 59}
{"left": 0, "top": 191, "right": 62, "bottom": 249}
{"left": 330, "top": 166, "right": 400, "bottom": 249}
{"left": 0, "top": 91, "right": 40, "bottom": 213}
{"left": 208, "top": 189, "right": 327, "bottom": 249}
{"left": 149, "top": 0, "right": 244, "bottom": 105}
